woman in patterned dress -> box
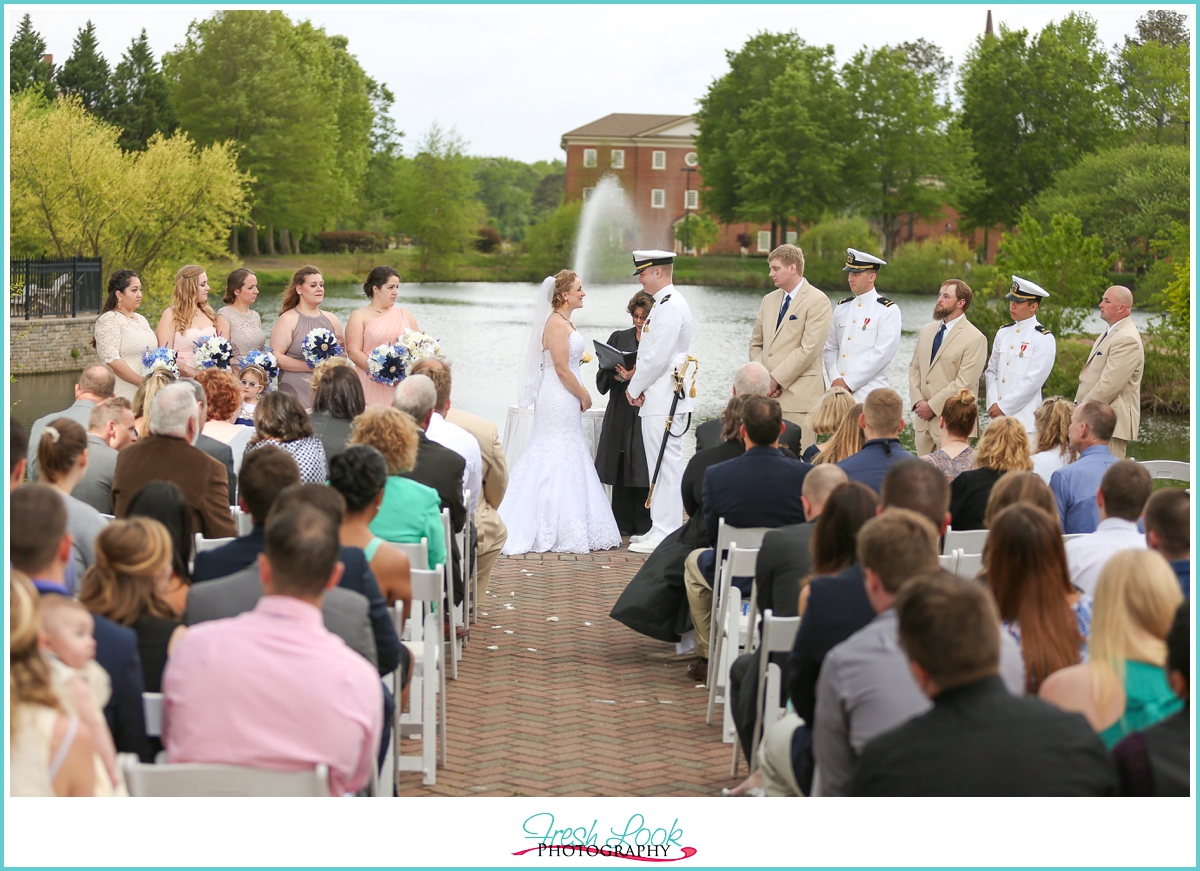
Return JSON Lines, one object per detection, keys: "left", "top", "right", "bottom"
{"left": 92, "top": 270, "right": 157, "bottom": 402}
{"left": 242, "top": 390, "right": 328, "bottom": 483}
{"left": 215, "top": 269, "right": 265, "bottom": 361}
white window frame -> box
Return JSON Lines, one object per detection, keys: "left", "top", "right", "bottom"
{"left": 610, "top": 149, "right": 625, "bottom": 169}
{"left": 684, "top": 190, "right": 699, "bottom": 210}
{"left": 583, "top": 187, "right": 595, "bottom": 202}
{"left": 651, "top": 189, "right": 666, "bottom": 209}
{"left": 652, "top": 150, "right": 666, "bottom": 170}
{"left": 757, "top": 231, "right": 771, "bottom": 252}
{"left": 786, "top": 231, "right": 797, "bottom": 244}
{"left": 582, "top": 148, "right": 597, "bottom": 168}
{"left": 684, "top": 151, "right": 699, "bottom": 167}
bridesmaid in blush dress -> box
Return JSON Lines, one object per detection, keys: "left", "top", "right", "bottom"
{"left": 345, "top": 265, "right": 420, "bottom": 408}
{"left": 155, "top": 265, "right": 218, "bottom": 378}
{"left": 268, "top": 266, "right": 344, "bottom": 409}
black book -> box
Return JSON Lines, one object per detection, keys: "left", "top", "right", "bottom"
{"left": 593, "top": 339, "right": 638, "bottom": 371}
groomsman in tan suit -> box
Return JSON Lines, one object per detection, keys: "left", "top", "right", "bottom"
{"left": 444, "top": 407, "right": 509, "bottom": 593}
{"left": 908, "top": 279, "right": 988, "bottom": 457}
{"left": 1075, "top": 285, "right": 1143, "bottom": 459}
{"left": 749, "top": 244, "right": 832, "bottom": 450}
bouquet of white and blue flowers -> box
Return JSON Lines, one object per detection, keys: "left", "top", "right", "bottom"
{"left": 238, "top": 348, "right": 280, "bottom": 389}
{"left": 141, "top": 347, "right": 180, "bottom": 378}
{"left": 193, "top": 335, "right": 234, "bottom": 370}
{"left": 367, "top": 342, "right": 412, "bottom": 386}
{"left": 301, "top": 328, "right": 344, "bottom": 369}
{"left": 396, "top": 329, "right": 442, "bottom": 368}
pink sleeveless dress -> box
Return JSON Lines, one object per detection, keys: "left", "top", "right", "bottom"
{"left": 173, "top": 325, "right": 217, "bottom": 373}
{"left": 356, "top": 307, "right": 417, "bottom": 407}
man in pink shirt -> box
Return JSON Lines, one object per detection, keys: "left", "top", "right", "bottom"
{"left": 163, "top": 503, "right": 383, "bottom": 795}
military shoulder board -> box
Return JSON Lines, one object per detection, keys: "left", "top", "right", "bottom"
{"left": 1035, "top": 324, "right": 1052, "bottom": 336}
{"left": 1001, "top": 322, "right": 1015, "bottom": 328}
{"left": 659, "top": 294, "right": 671, "bottom": 304}
{"left": 839, "top": 296, "right": 855, "bottom": 305}
{"left": 876, "top": 296, "right": 896, "bottom": 307}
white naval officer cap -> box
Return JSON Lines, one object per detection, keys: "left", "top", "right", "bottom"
{"left": 843, "top": 248, "right": 887, "bottom": 272}
{"left": 1006, "top": 275, "right": 1049, "bottom": 301}
{"left": 632, "top": 249, "right": 677, "bottom": 275}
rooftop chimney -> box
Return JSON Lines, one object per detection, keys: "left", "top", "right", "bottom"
{"left": 985, "top": 10, "right": 993, "bottom": 36}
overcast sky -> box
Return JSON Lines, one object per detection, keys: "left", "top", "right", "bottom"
{"left": 6, "top": 4, "right": 1191, "bottom": 163}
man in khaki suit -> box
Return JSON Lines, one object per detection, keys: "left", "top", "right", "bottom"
{"left": 908, "top": 279, "right": 989, "bottom": 456}
{"left": 1075, "top": 285, "right": 1143, "bottom": 459}
{"left": 749, "top": 244, "right": 832, "bottom": 450}
{"left": 445, "top": 406, "right": 509, "bottom": 593}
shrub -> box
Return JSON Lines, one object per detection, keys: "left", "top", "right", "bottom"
{"left": 475, "top": 225, "right": 502, "bottom": 253}
{"left": 522, "top": 200, "right": 581, "bottom": 279}
{"left": 317, "top": 231, "right": 386, "bottom": 253}
{"left": 798, "top": 217, "right": 879, "bottom": 291}
{"left": 883, "top": 236, "right": 974, "bottom": 294}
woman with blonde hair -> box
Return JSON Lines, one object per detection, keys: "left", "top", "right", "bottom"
{"left": 155, "top": 265, "right": 218, "bottom": 378}
{"left": 268, "top": 266, "right": 344, "bottom": 409}
{"left": 133, "top": 367, "right": 177, "bottom": 438}
{"left": 919, "top": 389, "right": 978, "bottom": 481}
{"left": 948, "top": 416, "right": 1033, "bottom": 530}
{"left": 802, "top": 387, "right": 854, "bottom": 463}
{"left": 1031, "top": 396, "right": 1077, "bottom": 483}
{"left": 812, "top": 401, "right": 864, "bottom": 465}
{"left": 348, "top": 406, "right": 446, "bottom": 571}
{"left": 1040, "top": 550, "right": 1184, "bottom": 748}
{"left": 80, "top": 517, "right": 185, "bottom": 694}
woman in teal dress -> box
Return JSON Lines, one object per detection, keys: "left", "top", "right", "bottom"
{"left": 1039, "top": 550, "right": 1184, "bottom": 748}
{"left": 346, "top": 406, "right": 446, "bottom": 571}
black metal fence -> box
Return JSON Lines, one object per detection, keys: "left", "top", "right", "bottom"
{"left": 9, "top": 257, "right": 104, "bottom": 319}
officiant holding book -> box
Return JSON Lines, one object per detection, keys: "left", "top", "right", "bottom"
{"left": 594, "top": 291, "right": 656, "bottom": 537}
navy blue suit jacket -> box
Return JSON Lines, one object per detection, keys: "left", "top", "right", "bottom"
{"left": 836, "top": 438, "right": 915, "bottom": 495}
{"left": 93, "top": 614, "right": 153, "bottom": 762}
{"left": 190, "top": 526, "right": 401, "bottom": 677}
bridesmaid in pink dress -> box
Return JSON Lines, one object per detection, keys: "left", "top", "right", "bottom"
{"left": 345, "top": 266, "right": 420, "bottom": 407}
{"left": 155, "top": 265, "right": 218, "bottom": 378}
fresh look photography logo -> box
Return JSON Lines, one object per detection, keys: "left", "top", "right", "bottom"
{"left": 512, "top": 813, "right": 697, "bottom": 861}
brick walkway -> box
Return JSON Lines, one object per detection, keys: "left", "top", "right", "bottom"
{"left": 396, "top": 542, "right": 745, "bottom": 796}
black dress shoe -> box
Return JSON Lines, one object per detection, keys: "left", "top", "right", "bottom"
{"left": 686, "top": 659, "right": 708, "bottom": 682}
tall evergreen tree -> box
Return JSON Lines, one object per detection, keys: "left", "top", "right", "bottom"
{"left": 9, "top": 14, "right": 56, "bottom": 99}
{"left": 108, "top": 29, "right": 178, "bottom": 151}
{"left": 56, "top": 21, "right": 112, "bottom": 112}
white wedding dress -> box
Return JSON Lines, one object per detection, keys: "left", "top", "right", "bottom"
{"left": 499, "top": 330, "right": 621, "bottom": 554}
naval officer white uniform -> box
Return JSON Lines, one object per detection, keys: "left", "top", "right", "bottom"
{"left": 626, "top": 250, "right": 694, "bottom": 554}
{"left": 985, "top": 275, "right": 1057, "bottom": 436}
{"left": 822, "top": 248, "right": 902, "bottom": 397}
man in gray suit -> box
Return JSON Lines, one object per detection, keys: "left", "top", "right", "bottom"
{"left": 27, "top": 364, "right": 115, "bottom": 478}
{"left": 74, "top": 398, "right": 139, "bottom": 515}
{"left": 181, "top": 377, "right": 236, "bottom": 505}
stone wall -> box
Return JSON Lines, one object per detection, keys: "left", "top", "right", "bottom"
{"left": 9, "top": 315, "right": 101, "bottom": 374}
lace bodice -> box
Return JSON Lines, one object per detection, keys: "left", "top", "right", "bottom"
{"left": 217, "top": 306, "right": 265, "bottom": 360}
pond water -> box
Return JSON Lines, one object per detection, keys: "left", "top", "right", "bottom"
{"left": 11, "top": 282, "right": 1188, "bottom": 462}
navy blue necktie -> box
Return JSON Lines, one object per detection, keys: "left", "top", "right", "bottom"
{"left": 930, "top": 323, "right": 946, "bottom": 363}
{"left": 776, "top": 293, "right": 792, "bottom": 327}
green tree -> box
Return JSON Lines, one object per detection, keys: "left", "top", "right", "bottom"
{"left": 472, "top": 157, "right": 541, "bottom": 241}
{"left": 797, "top": 216, "right": 879, "bottom": 290}
{"left": 531, "top": 167, "right": 564, "bottom": 216}
{"left": 523, "top": 200, "right": 581, "bottom": 280}
{"left": 9, "top": 14, "right": 56, "bottom": 99}
{"left": 1113, "top": 11, "right": 1190, "bottom": 144}
{"left": 107, "top": 30, "right": 178, "bottom": 151}
{"left": 392, "top": 124, "right": 484, "bottom": 277}
{"left": 674, "top": 213, "right": 719, "bottom": 253}
{"left": 9, "top": 90, "right": 251, "bottom": 317}
{"left": 56, "top": 21, "right": 112, "bottom": 113}
{"left": 957, "top": 13, "right": 1116, "bottom": 232}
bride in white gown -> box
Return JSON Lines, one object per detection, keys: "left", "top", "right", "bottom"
{"left": 499, "top": 271, "right": 621, "bottom": 554}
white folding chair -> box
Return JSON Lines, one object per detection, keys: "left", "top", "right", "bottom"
{"left": 709, "top": 520, "right": 769, "bottom": 670}
{"left": 732, "top": 609, "right": 801, "bottom": 777}
{"left": 1138, "top": 460, "right": 1190, "bottom": 483}
{"left": 122, "top": 758, "right": 329, "bottom": 796}
{"left": 142, "top": 692, "right": 163, "bottom": 739}
{"left": 442, "top": 508, "right": 463, "bottom": 679}
{"left": 942, "top": 528, "right": 988, "bottom": 556}
{"left": 955, "top": 550, "right": 983, "bottom": 580}
{"left": 393, "top": 539, "right": 429, "bottom": 573}
{"left": 395, "top": 567, "right": 447, "bottom": 786}
{"left": 459, "top": 489, "right": 478, "bottom": 626}
{"left": 194, "top": 533, "right": 235, "bottom": 554}
{"left": 938, "top": 552, "right": 959, "bottom": 575}
{"left": 231, "top": 506, "right": 253, "bottom": 536}
{"left": 706, "top": 539, "right": 764, "bottom": 726}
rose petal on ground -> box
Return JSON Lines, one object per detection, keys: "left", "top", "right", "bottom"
{"left": 546, "top": 616, "right": 559, "bottom": 622}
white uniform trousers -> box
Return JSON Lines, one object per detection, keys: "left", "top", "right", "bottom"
{"left": 640, "top": 411, "right": 688, "bottom": 541}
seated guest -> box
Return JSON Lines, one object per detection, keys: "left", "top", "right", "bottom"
{"left": 412, "top": 358, "right": 483, "bottom": 518}
{"left": 802, "top": 387, "right": 854, "bottom": 463}
{"left": 163, "top": 504, "right": 383, "bottom": 796}
{"left": 1113, "top": 603, "right": 1190, "bottom": 796}
{"left": 308, "top": 360, "right": 365, "bottom": 462}
{"left": 812, "top": 400, "right": 863, "bottom": 465}
{"left": 10, "top": 486, "right": 151, "bottom": 761}
{"left": 813, "top": 509, "right": 942, "bottom": 796}
{"left": 197, "top": 368, "right": 253, "bottom": 476}
{"left": 111, "top": 382, "right": 237, "bottom": 539}
{"left": 132, "top": 367, "right": 177, "bottom": 439}
{"left": 125, "top": 481, "right": 195, "bottom": 614}
{"left": 34, "top": 418, "right": 109, "bottom": 589}
{"left": 682, "top": 396, "right": 811, "bottom": 681}
{"left": 181, "top": 377, "right": 236, "bottom": 505}
{"left": 193, "top": 446, "right": 301, "bottom": 581}
{"left": 1039, "top": 550, "right": 1184, "bottom": 748}
{"left": 948, "top": 416, "right": 1032, "bottom": 530}
{"left": 1143, "top": 489, "right": 1190, "bottom": 598}
{"left": 79, "top": 517, "right": 186, "bottom": 694}
{"left": 694, "top": 362, "right": 802, "bottom": 454}
{"left": 27, "top": 364, "right": 115, "bottom": 478}
{"left": 982, "top": 471, "right": 1058, "bottom": 529}
{"left": 986, "top": 504, "right": 1090, "bottom": 693}
{"left": 1049, "top": 400, "right": 1118, "bottom": 534}
{"left": 11, "top": 418, "right": 28, "bottom": 489}
{"left": 1031, "top": 396, "right": 1076, "bottom": 483}
{"left": 74, "top": 398, "right": 138, "bottom": 515}
{"left": 918, "top": 389, "right": 977, "bottom": 481}
{"left": 244, "top": 391, "right": 328, "bottom": 484}
{"left": 349, "top": 407, "right": 447, "bottom": 573}
{"left": 836, "top": 389, "right": 913, "bottom": 493}
{"left": 1064, "top": 460, "right": 1151, "bottom": 596}
{"left": 848, "top": 572, "right": 1117, "bottom": 796}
